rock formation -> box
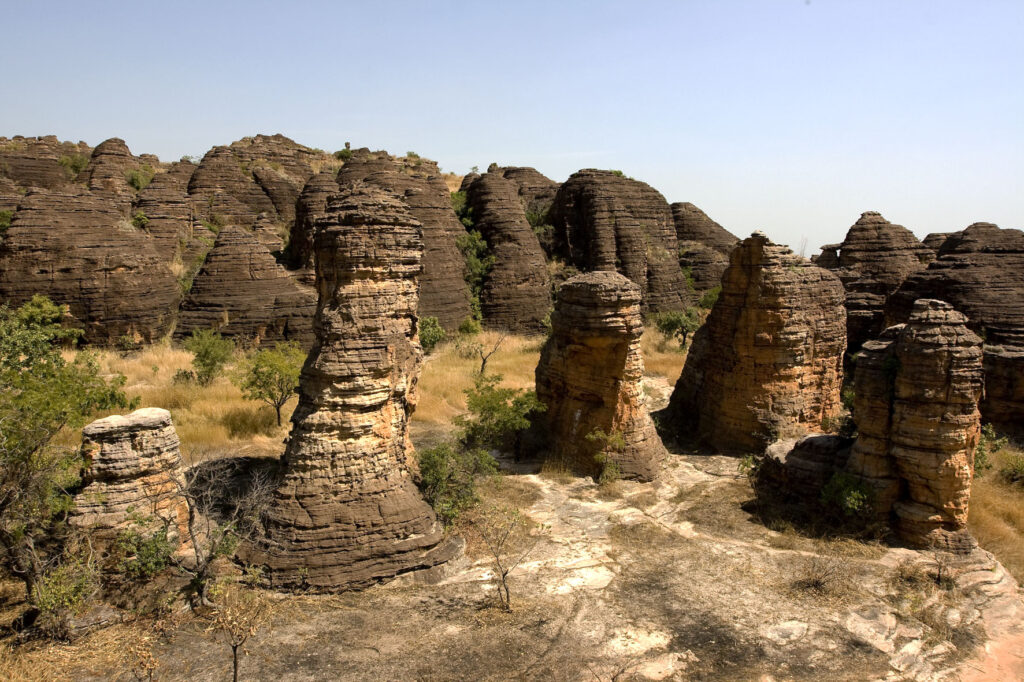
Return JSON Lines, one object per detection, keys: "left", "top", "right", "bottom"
{"left": 134, "top": 160, "right": 198, "bottom": 261}
{"left": 817, "top": 212, "right": 934, "bottom": 355}
{"left": 337, "top": 152, "right": 473, "bottom": 330}
{"left": 85, "top": 137, "right": 142, "bottom": 202}
{"left": 667, "top": 233, "right": 846, "bottom": 453}
{"left": 187, "top": 146, "right": 278, "bottom": 227}
{"left": 845, "top": 300, "right": 984, "bottom": 550}
{"left": 458, "top": 172, "right": 480, "bottom": 193}
{"left": 923, "top": 232, "right": 952, "bottom": 252}
{"left": 886, "top": 223, "right": 1024, "bottom": 436}
{"left": 70, "top": 408, "right": 190, "bottom": 549}
{"left": 288, "top": 170, "right": 339, "bottom": 282}
{"left": 528, "top": 271, "right": 663, "bottom": 480}
{"left": 175, "top": 224, "right": 315, "bottom": 345}
{"left": 671, "top": 202, "right": 738, "bottom": 294}
{"left": 0, "top": 135, "right": 92, "bottom": 189}
{"left": 244, "top": 185, "right": 455, "bottom": 591}
{"left": 466, "top": 172, "right": 552, "bottom": 332}
{"left": 548, "top": 169, "right": 694, "bottom": 312}
{"left": 499, "top": 166, "right": 560, "bottom": 219}
{"left": 0, "top": 188, "right": 179, "bottom": 344}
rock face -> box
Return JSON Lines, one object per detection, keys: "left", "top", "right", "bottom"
{"left": 70, "top": 409, "right": 190, "bottom": 549}
{"left": 85, "top": 137, "right": 142, "bottom": 202}
{"left": 499, "top": 166, "right": 560, "bottom": 218}
{"left": 466, "top": 172, "right": 552, "bottom": 332}
{"left": 817, "top": 212, "right": 934, "bottom": 355}
{"left": 886, "top": 223, "right": 1024, "bottom": 436}
{"left": 0, "top": 135, "right": 92, "bottom": 189}
{"left": 671, "top": 202, "right": 738, "bottom": 294}
{"left": 289, "top": 171, "right": 339, "bottom": 282}
{"left": 845, "top": 300, "right": 984, "bottom": 550}
{"left": 134, "top": 160, "right": 198, "bottom": 262}
{"left": 667, "top": 233, "right": 846, "bottom": 453}
{"left": 175, "top": 224, "right": 315, "bottom": 345}
{"left": 337, "top": 152, "right": 473, "bottom": 330}
{"left": 0, "top": 189, "right": 179, "bottom": 344}
{"left": 187, "top": 146, "right": 278, "bottom": 227}
{"left": 246, "top": 185, "right": 454, "bottom": 591}
{"left": 548, "top": 169, "right": 693, "bottom": 312}
{"left": 529, "top": 271, "right": 663, "bottom": 480}
{"left": 923, "top": 232, "right": 952, "bottom": 252}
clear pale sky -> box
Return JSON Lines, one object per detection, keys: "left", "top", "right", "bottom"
{"left": 3, "top": 0, "right": 1021, "bottom": 251}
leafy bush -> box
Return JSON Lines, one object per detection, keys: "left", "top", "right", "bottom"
{"left": 58, "top": 153, "right": 89, "bottom": 178}
{"left": 172, "top": 368, "right": 196, "bottom": 384}
{"left": 653, "top": 309, "right": 702, "bottom": 348}
{"left": 114, "top": 524, "right": 173, "bottom": 581}
{"left": 974, "top": 423, "right": 1008, "bottom": 476}
{"left": 456, "top": 373, "right": 545, "bottom": 453}
{"left": 681, "top": 266, "right": 696, "bottom": 292}
{"left": 821, "top": 472, "right": 873, "bottom": 519}
{"left": 1000, "top": 453, "right": 1024, "bottom": 485}
{"left": 116, "top": 334, "right": 142, "bottom": 354}
{"left": 610, "top": 169, "right": 625, "bottom": 177}
{"left": 586, "top": 428, "right": 625, "bottom": 485}
{"left": 126, "top": 165, "right": 155, "bottom": 192}
{"left": 183, "top": 329, "right": 235, "bottom": 386}
{"left": 33, "top": 554, "right": 97, "bottom": 637}
{"left": 458, "top": 316, "right": 482, "bottom": 336}
{"left": 0, "top": 209, "right": 12, "bottom": 234}
{"left": 406, "top": 151, "right": 420, "bottom": 160}
{"left": 698, "top": 286, "right": 721, "bottom": 309}
{"left": 202, "top": 213, "right": 225, "bottom": 235}
{"left": 131, "top": 210, "right": 149, "bottom": 229}
{"left": 455, "top": 229, "right": 494, "bottom": 321}
{"left": 451, "top": 190, "right": 474, "bottom": 229}
{"left": 418, "top": 443, "right": 496, "bottom": 525}
{"left": 233, "top": 341, "right": 305, "bottom": 425}
{"left": 419, "top": 316, "right": 446, "bottom": 354}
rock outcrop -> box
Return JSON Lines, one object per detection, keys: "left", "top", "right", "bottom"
{"left": 288, "top": 171, "right": 339, "bottom": 281}
{"left": 187, "top": 146, "right": 278, "bottom": 227}
{"left": 499, "top": 166, "right": 560, "bottom": 219}
{"left": 245, "top": 185, "right": 455, "bottom": 591}
{"left": 85, "top": 137, "right": 142, "bottom": 202}
{"left": 70, "top": 408, "right": 190, "bottom": 549}
{"left": 886, "top": 223, "right": 1024, "bottom": 436}
{"left": 338, "top": 151, "right": 473, "bottom": 330}
{"left": 466, "top": 172, "right": 552, "bottom": 332}
{"left": 0, "top": 188, "right": 178, "bottom": 344}
{"left": 0, "top": 135, "right": 92, "bottom": 189}
{"left": 817, "top": 212, "right": 934, "bottom": 355}
{"left": 667, "top": 233, "right": 846, "bottom": 453}
{"left": 548, "top": 169, "right": 693, "bottom": 312}
{"left": 528, "top": 271, "right": 663, "bottom": 480}
{"left": 671, "top": 202, "right": 739, "bottom": 294}
{"left": 134, "top": 160, "right": 198, "bottom": 262}
{"left": 845, "top": 300, "right": 984, "bottom": 550}
{"left": 175, "top": 224, "right": 315, "bottom": 345}
{"left": 923, "top": 232, "right": 952, "bottom": 252}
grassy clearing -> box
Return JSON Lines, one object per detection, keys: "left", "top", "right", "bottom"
{"left": 970, "top": 442, "right": 1024, "bottom": 582}
{"left": 639, "top": 328, "right": 687, "bottom": 382}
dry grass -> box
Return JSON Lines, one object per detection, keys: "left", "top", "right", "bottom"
{"left": 441, "top": 172, "right": 463, "bottom": 193}
{"left": 969, "top": 442, "right": 1024, "bottom": 582}
{"left": 639, "top": 328, "right": 687, "bottom": 382}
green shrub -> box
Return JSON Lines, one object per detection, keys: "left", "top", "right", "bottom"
{"left": 406, "top": 151, "right": 420, "bottom": 160}
{"left": 114, "top": 525, "right": 173, "bottom": 581}
{"left": 821, "top": 473, "right": 873, "bottom": 519}
{"left": 58, "top": 153, "right": 89, "bottom": 178}
{"left": 0, "top": 209, "right": 13, "bottom": 234}
{"left": 183, "top": 329, "right": 235, "bottom": 386}
{"left": 975, "top": 423, "right": 1008, "bottom": 476}
{"left": 334, "top": 148, "right": 353, "bottom": 161}
{"left": 172, "top": 368, "right": 195, "bottom": 384}
{"left": 456, "top": 373, "right": 545, "bottom": 453}
{"left": 455, "top": 229, "right": 494, "bottom": 321}
{"left": 202, "top": 213, "right": 225, "bottom": 235}
{"left": 131, "top": 210, "right": 149, "bottom": 229}
{"left": 698, "top": 286, "right": 721, "bottom": 309}
{"left": 233, "top": 341, "right": 305, "bottom": 425}
{"left": 125, "top": 165, "right": 155, "bottom": 192}
{"left": 1000, "top": 453, "right": 1024, "bottom": 485}
{"left": 450, "top": 190, "right": 474, "bottom": 229}
{"left": 419, "top": 316, "right": 446, "bottom": 353}
{"left": 418, "top": 443, "right": 496, "bottom": 525}
{"left": 33, "top": 554, "right": 97, "bottom": 637}
{"left": 458, "top": 316, "right": 482, "bottom": 336}
{"left": 681, "top": 266, "right": 696, "bottom": 292}
{"left": 610, "top": 169, "right": 625, "bottom": 177}
{"left": 653, "top": 309, "right": 702, "bottom": 348}
{"left": 586, "top": 428, "right": 626, "bottom": 485}
{"left": 116, "top": 334, "right": 141, "bottom": 353}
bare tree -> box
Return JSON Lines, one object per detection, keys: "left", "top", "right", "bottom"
{"left": 477, "top": 332, "right": 507, "bottom": 375}
{"left": 471, "top": 504, "right": 547, "bottom": 611}
{"left": 208, "top": 584, "right": 270, "bottom": 682}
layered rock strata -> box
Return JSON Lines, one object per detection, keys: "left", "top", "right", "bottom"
{"left": 466, "top": 172, "right": 552, "bottom": 332}
{"left": 85, "top": 137, "right": 142, "bottom": 202}
{"left": 667, "top": 233, "right": 846, "bottom": 453}
{"left": 338, "top": 151, "right": 472, "bottom": 330}
{"left": 817, "top": 212, "right": 934, "bottom": 355}
{"left": 548, "top": 169, "right": 693, "bottom": 312}
{"left": 0, "top": 135, "right": 92, "bottom": 189}
{"left": 529, "top": 271, "right": 663, "bottom": 480}
{"left": 499, "top": 166, "right": 559, "bottom": 219}
{"left": 70, "top": 409, "right": 190, "bottom": 549}
{"left": 886, "top": 223, "right": 1024, "bottom": 436}
{"left": 0, "top": 189, "right": 178, "bottom": 344}
{"left": 845, "top": 300, "right": 984, "bottom": 550}
{"left": 175, "top": 224, "right": 315, "bottom": 346}
{"left": 134, "top": 160, "right": 198, "bottom": 261}
{"left": 245, "top": 185, "right": 454, "bottom": 591}
{"left": 289, "top": 170, "right": 339, "bottom": 281}
{"left": 671, "top": 202, "right": 739, "bottom": 294}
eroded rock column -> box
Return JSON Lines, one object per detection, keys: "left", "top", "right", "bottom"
{"left": 247, "top": 184, "right": 455, "bottom": 591}
{"left": 667, "top": 232, "right": 847, "bottom": 453}
{"left": 528, "top": 271, "right": 663, "bottom": 481}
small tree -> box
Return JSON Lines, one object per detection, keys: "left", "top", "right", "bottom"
{"left": 472, "top": 505, "right": 546, "bottom": 611}
{"left": 653, "top": 308, "right": 702, "bottom": 348}
{"left": 456, "top": 373, "right": 545, "bottom": 453}
{"left": 418, "top": 443, "right": 496, "bottom": 525}
{"left": 234, "top": 342, "right": 305, "bottom": 426}
{"left": 184, "top": 329, "right": 235, "bottom": 386}
{"left": 208, "top": 584, "right": 270, "bottom": 682}
{"left": 418, "top": 316, "right": 446, "bottom": 354}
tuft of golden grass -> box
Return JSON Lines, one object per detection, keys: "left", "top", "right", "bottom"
{"left": 442, "top": 172, "right": 464, "bottom": 193}
{"left": 970, "top": 442, "right": 1024, "bottom": 582}
{"left": 638, "top": 328, "right": 687, "bottom": 382}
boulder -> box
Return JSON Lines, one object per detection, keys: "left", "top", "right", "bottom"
{"left": 338, "top": 151, "right": 473, "bottom": 330}
{"left": 466, "top": 172, "right": 552, "bottom": 333}
{"left": 528, "top": 271, "right": 664, "bottom": 480}
{"left": 667, "top": 232, "right": 847, "bottom": 453}
{"left": 0, "top": 188, "right": 178, "bottom": 344}
{"left": 846, "top": 300, "right": 984, "bottom": 550}
{"left": 548, "top": 169, "right": 694, "bottom": 312}
{"left": 175, "top": 224, "right": 315, "bottom": 346}
{"left": 70, "top": 408, "right": 190, "bottom": 550}
{"left": 243, "top": 184, "right": 455, "bottom": 591}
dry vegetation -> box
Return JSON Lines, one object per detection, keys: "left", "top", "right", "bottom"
{"left": 969, "top": 442, "right": 1024, "bottom": 582}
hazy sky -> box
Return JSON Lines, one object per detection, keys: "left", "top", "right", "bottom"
{"left": 3, "top": 0, "right": 1021, "bottom": 250}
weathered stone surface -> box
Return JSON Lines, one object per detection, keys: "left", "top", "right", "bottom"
{"left": 500, "top": 166, "right": 560, "bottom": 219}
{"left": 0, "top": 176, "right": 21, "bottom": 216}
{"left": 338, "top": 151, "right": 473, "bottom": 330}
{"left": 886, "top": 223, "right": 1024, "bottom": 435}
{"left": 175, "top": 224, "right": 315, "bottom": 345}
{"left": 528, "top": 271, "right": 664, "bottom": 480}
{"left": 548, "top": 169, "right": 694, "bottom": 312}
{"left": 187, "top": 146, "right": 277, "bottom": 227}
{"left": 0, "top": 135, "right": 92, "bottom": 189}
{"left": 244, "top": 185, "right": 454, "bottom": 591}
{"left": 758, "top": 434, "right": 853, "bottom": 503}
{"left": 70, "top": 408, "right": 189, "bottom": 550}
{"left": 0, "top": 188, "right": 178, "bottom": 344}
{"left": 923, "top": 232, "right": 952, "bottom": 252}
{"left": 134, "top": 160, "right": 198, "bottom": 261}
{"left": 289, "top": 171, "right": 338, "bottom": 285}
{"left": 817, "top": 212, "right": 934, "bottom": 355}
{"left": 85, "top": 137, "right": 141, "bottom": 202}
{"left": 667, "top": 233, "right": 846, "bottom": 453}
{"left": 671, "top": 202, "right": 738, "bottom": 294}
{"left": 458, "top": 172, "right": 480, "bottom": 193}
{"left": 846, "top": 299, "right": 984, "bottom": 550}
{"left": 466, "top": 172, "right": 552, "bottom": 333}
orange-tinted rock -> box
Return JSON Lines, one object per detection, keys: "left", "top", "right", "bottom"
{"left": 243, "top": 185, "right": 454, "bottom": 591}
{"left": 337, "top": 151, "right": 473, "bottom": 330}
{"left": 466, "top": 172, "right": 552, "bottom": 333}
{"left": 0, "top": 188, "right": 178, "bottom": 344}
{"left": 667, "top": 233, "right": 846, "bottom": 453}
{"left": 529, "top": 271, "right": 663, "bottom": 480}
{"left": 70, "top": 408, "right": 190, "bottom": 551}
{"left": 548, "top": 169, "right": 694, "bottom": 312}
{"left": 175, "top": 224, "right": 315, "bottom": 345}
{"left": 845, "top": 300, "right": 984, "bottom": 550}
